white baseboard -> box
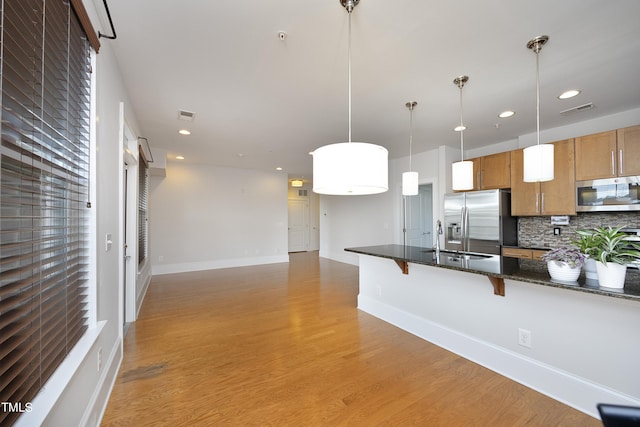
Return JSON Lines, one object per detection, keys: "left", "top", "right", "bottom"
{"left": 151, "top": 254, "right": 289, "bottom": 275}
{"left": 136, "top": 273, "right": 151, "bottom": 320}
{"left": 319, "top": 250, "right": 359, "bottom": 266}
{"left": 358, "top": 294, "right": 640, "bottom": 419}
{"left": 84, "top": 339, "right": 123, "bottom": 427}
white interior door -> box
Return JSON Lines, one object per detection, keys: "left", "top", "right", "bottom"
{"left": 288, "top": 199, "right": 308, "bottom": 252}
{"left": 405, "top": 183, "right": 433, "bottom": 247}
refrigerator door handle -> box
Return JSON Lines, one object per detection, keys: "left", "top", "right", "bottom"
{"left": 463, "top": 206, "right": 470, "bottom": 252}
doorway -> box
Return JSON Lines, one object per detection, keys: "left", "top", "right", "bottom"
{"left": 287, "top": 185, "right": 320, "bottom": 252}
{"left": 404, "top": 183, "right": 434, "bottom": 248}
{"left": 121, "top": 118, "right": 138, "bottom": 330}
{"left": 288, "top": 199, "right": 308, "bottom": 252}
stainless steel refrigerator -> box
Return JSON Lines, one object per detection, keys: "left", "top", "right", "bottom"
{"left": 443, "top": 189, "right": 517, "bottom": 255}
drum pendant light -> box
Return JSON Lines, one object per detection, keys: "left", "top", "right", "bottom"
{"left": 451, "top": 76, "right": 474, "bottom": 191}
{"left": 402, "top": 101, "right": 419, "bottom": 196}
{"left": 523, "top": 35, "right": 554, "bottom": 182}
{"left": 312, "top": 0, "right": 388, "bottom": 195}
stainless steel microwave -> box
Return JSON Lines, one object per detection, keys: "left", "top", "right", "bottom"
{"left": 576, "top": 176, "right": 640, "bottom": 211}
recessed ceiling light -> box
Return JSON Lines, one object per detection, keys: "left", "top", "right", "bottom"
{"left": 176, "top": 155, "right": 184, "bottom": 160}
{"left": 454, "top": 125, "right": 466, "bottom": 132}
{"left": 276, "top": 167, "right": 283, "bottom": 171}
{"left": 178, "top": 129, "right": 191, "bottom": 135}
{"left": 499, "top": 110, "right": 515, "bottom": 118}
{"left": 558, "top": 90, "right": 580, "bottom": 99}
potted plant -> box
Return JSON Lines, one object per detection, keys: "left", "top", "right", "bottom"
{"left": 572, "top": 230, "right": 600, "bottom": 283}
{"left": 540, "top": 246, "right": 585, "bottom": 283}
{"left": 575, "top": 226, "right": 640, "bottom": 289}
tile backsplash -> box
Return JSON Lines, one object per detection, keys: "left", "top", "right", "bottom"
{"left": 518, "top": 212, "right": 640, "bottom": 249}
{"left": 518, "top": 212, "right": 640, "bottom": 278}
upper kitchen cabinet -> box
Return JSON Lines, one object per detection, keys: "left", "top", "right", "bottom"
{"left": 511, "top": 139, "right": 576, "bottom": 216}
{"left": 617, "top": 125, "right": 640, "bottom": 176}
{"left": 575, "top": 126, "right": 640, "bottom": 180}
{"left": 468, "top": 152, "right": 511, "bottom": 190}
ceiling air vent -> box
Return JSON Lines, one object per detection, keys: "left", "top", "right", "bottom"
{"left": 560, "top": 102, "right": 593, "bottom": 116}
{"left": 177, "top": 110, "right": 196, "bottom": 121}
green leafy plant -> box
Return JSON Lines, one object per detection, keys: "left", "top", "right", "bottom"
{"left": 575, "top": 226, "right": 640, "bottom": 265}
{"left": 571, "top": 230, "right": 599, "bottom": 255}
{"left": 540, "top": 246, "right": 585, "bottom": 268}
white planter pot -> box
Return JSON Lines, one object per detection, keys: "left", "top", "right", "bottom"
{"left": 595, "top": 261, "right": 627, "bottom": 289}
{"left": 546, "top": 261, "right": 581, "bottom": 283}
{"left": 583, "top": 257, "right": 598, "bottom": 284}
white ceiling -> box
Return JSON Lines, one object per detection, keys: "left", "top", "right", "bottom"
{"left": 102, "top": 0, "right": 640, "bottom": 180}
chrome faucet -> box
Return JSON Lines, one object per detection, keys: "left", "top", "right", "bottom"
{"left": 434, "top": 220, "right": 443, "bottom": 254}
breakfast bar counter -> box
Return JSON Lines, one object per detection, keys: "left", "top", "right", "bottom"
{"left": 345, "top": 244, "right": 640, "bottom": 301}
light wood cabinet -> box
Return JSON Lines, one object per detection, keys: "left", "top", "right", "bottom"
{"left": 575, "top": 126, "right": 640, "bottom": 180}
{"left": 472, "top": 157, "right": 482, "bottom": 190}
{"left": 480, "top": 152, "right": 511, "bottom": 189}
{"left": 502, "top": 247, "right": 547, "bottom": 260}
{"left": 511, "top": 139, "right": 576, "bottom": 216}
{"left": 617, "top": 125, "right": 640, "bottom": 176}
{"left": 467, "top": 152, "right": 510, "bottom": 190}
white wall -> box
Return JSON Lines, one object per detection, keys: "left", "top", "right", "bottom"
{"left": 357, "top": 256, "right": 640, "bottom": 418}
{"left": 149, "top": 162, "right": 289, "bottom": 274}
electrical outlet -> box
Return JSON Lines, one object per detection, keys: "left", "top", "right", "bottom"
{"left": 97, "top": 347, "right": 102, "bottom": 371}
{"left": 518, "top": 328, "right": 532, "bottom": 348}
{"left": 377, "top": 285, "right": 382, "bottom": 297}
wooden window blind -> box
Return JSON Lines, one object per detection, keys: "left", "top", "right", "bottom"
{"left": 0, "top": 1, "right": 92, "bottom": 425}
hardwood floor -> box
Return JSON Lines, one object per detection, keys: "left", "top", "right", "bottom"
{"left": 101, "top": 251, "right": 599, "bottom": 426}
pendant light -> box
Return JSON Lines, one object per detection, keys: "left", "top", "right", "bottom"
{"left": 312, "top": 0, "right": 388, "bottom": 195}
{"left": 402, "top": 101, "right": 419, "bottom": 196}
{"left": 451, "top": 75, "right": 474, "bottom": 191}
{"left": 523, "top": 35, "right": 554, "bottom": 182}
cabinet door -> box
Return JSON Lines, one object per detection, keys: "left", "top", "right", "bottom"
{"left": 472, "top": 157, "right": 482, "bottom": 190}
{"left": 531, "top": 249, "right": 548, "bottom": 261}
{"left": 575, "top": 130, "right": 617, "bottom": 180}
{"left": 617, "top": 125, "right": 640, "bottom": 176}
{"left": 502, "top": 247, "right": 532, "bottom": 259}
{"left": 480, "top": 152, "right": 511, "bottom": 189}
{"left": 510, "top": 149, "right": 540, "bottom": 216}
{"left": 540, "top": 139, "right": 576, "bottom": 215}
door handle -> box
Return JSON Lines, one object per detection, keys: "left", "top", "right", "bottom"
{"left": 619, "top": 149, "right": 623, "bottom": 175}
{"left": 611, "top": 151, "right": 615, "bottom": 176}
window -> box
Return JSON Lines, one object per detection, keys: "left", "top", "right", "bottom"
{"left": 0, "top": 1, "right": 92, "bottom": 425}
{"left": 138, "top": 151, "right": 149, "bottom": 265}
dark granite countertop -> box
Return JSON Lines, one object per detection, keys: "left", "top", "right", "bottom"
{"left": 345, "top": 244, "right": 640, "bottom": 302}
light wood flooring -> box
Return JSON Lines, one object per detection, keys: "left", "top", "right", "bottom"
{"left": 101, "top": 251, "right": 600, "bottom": 426}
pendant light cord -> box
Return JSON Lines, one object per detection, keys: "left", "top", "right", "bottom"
{"left": 459, "top": 84, "right": 464, "bottom": 162}
{"left": 347, "top": 7, "right": 352, "bottom": 143}
{"left": 409, "top": 106, "right": 413, "bottom": 171}
{"left": 536, "top": 49, "right": 540, "bottom": 147}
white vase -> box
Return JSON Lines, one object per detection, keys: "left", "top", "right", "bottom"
{"left": 595, "top": 261, "right": 627, "bottom": 289}
{"left": 547, "top": 261, "right": 581, "bottom": 283}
